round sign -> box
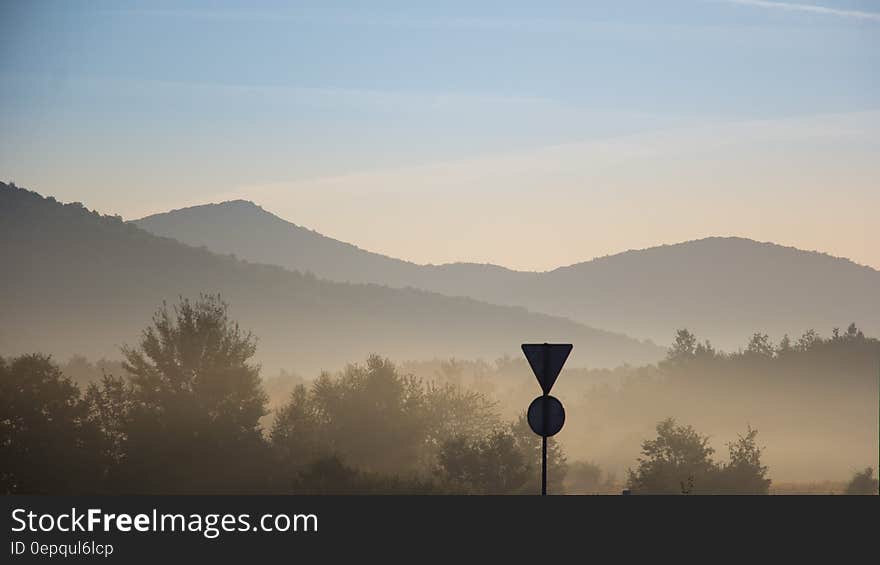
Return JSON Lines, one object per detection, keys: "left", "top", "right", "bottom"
{"left": 527, "top": 395, "right": 565, "bottom": 437}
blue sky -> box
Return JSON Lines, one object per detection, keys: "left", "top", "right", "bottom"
{"left": 1, "top": 1, "right": 878, "bottom": 269}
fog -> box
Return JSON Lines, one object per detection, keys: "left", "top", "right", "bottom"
{"left": 2, "top": 183, "right": 878, "bottom": 495}
{"left": 44, "top": 323, "right": 878, "bottom": 492}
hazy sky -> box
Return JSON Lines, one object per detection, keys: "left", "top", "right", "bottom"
{"left": 2, "top": 0, "right": 878, "bottom": 271}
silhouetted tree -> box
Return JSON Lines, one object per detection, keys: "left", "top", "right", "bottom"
{"left": 0, "top": 354, "right": 104, "bottom": 493}
{"left": 274, "top": 356, "right": 429, "bottom": 474}
{"left": 746, "top": 333, "right": 774, "bottom": 358}
{"left": 844, "top": 322, "right": 865, "bottom": 341}
{"left": 663, "top": 329, "right": 717, "bottom": 370}
{"left": 718, "top": 426, "right": 771, "bottom": 494}
{"left": 844, "top": 467, "right": 878, "bottom": 495}
{"left": 112, "top": 294, "right": 270, "bottom": 493}
{"left": 271, "top": 355, "right": 498, "bottom": 478}
{"left": 776, "top": 334, "right": 793, "bottom": 356}
{"left": 422, "top": 381, "right": 498, "bottom": 454}
{"left": 668, "top": 329, "right": 698, "bottom": 362}
{"left": 122, "top": 294, "right": 266, "bottom": 438}
{"left": 627, "top": 418, "right": 771, "bottom": 494}
{"left": 627, "top": 418, "right": 716, "bottom": 494}
{"left": 434, "top": 412, "right": 568, "bottom": 495}
{"left": 4, "top": 316, "right": 873, "bottom": 495}
{"left": 436, "top": 429, "right": 531, "bottom": 494}
{"left": 796, "top": 329, "right": 820, "bottom": 351}
{"left": 83, "top": 374, "right": 133, "bottom": 470}
{"left": 270, "top": 383, "right": 330, "bottom": 489}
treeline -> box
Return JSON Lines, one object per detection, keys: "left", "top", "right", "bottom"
{"left": 3, "top": 294, "right": 876, "bottom": 494}
{"left": 401, "top": 325, "right": 880, "bottom": 405}
{"left": 576, "top": 325, "right": 879, "bottom": 483}
{"left": 0, "top": 295, "right": 564, "bottom": 495}
{"left": 400, "top": 325, "right": 878, "bottom": 489}
{"left": 661, "top": 324, "right": 879, "bottom": 386}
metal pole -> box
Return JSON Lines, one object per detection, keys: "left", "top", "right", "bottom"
{"left": 542, "top": 343, "right": 549, "bottom": 496}
{"left": 541, "top": 434, "right": 547, "bottom": 496}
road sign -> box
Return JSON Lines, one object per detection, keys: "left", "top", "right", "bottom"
{"left": 521, "top": 342, "right": 573, "bottom": 495}
{"left": 521, "top": 343, "right": 572, "bottom": 395}
{"left": 527, "top": 395, "right": 565, "bottom": 437}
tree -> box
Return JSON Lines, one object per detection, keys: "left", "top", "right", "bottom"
{"left": 776, "top": 334, "right": 793, "bottom": 356}
{"left": 83, "top": 374, "right": 134, "bottom": 471}
{"left": 436, "top": 429, "right": 531, "bottom": 494}
{"left": 628, "top": 419, "right": 771, "bottom": 494}
{"left": 746, "top": 333, "right": 774, "bottom": 358}
{"left": 270, "top": 383, "right": 330, "bottom": 489}
{"left": 718, "top": 426, "right": 771, "bottom": 494}
{"left": 114, "top": 295, "right": 270, "bottom": 493}
{"left": 667, "top": 329, "right": 698, "bottom": 362}
{"left": 844, "top": 467, "right": 878, "bottom": 495}
{"left": 271, "top": 355, "right": 499, "bottom": 479}
{"left": 299, "top": 356, "right": 430, "bottom": 473}
{"left": 843, "top": 323, "right": 865, "bottom": 342}
{"left": 664, "top": 329, "right": 717, "bottom": 369}
{"left": 122, "top": 294, "right": 267, "bottom": 440}
{"left": 627, "top": 418, "right": 716, "bottom": 494}
{"left": 0, "top": 354, "right": 104, "bottom": 493}
{"left": 796, "top": 329, "right": 819, "bottom": 352}
{"left": 421, "top": 381, "right": 498, "bottom": 454}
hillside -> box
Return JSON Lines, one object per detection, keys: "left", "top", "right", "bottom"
{"left": 0, "top": 183, "right": 663, "bottom": 373}
{"left": 136, "top": 201, "right": 880, "bottom": 348}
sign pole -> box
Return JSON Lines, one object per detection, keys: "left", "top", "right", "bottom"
{"left": 541, "top": 435, "right": 547, "bottom": 496}
{"left": 542, "top": 344, "right": 549, "bottom": 496}
{"left": 521, "top": 343, "right": 571, "bottom": 497}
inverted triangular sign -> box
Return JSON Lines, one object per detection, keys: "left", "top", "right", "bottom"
{"left": 521, "top": 343, "right": 573, "bottom": 395}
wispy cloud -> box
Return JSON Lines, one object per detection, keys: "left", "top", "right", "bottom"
{"left": 719, "top": 0, "right": 880, "bottom": 21}
{"left": 111, "top": 2, "right": 880, "bottom": 25}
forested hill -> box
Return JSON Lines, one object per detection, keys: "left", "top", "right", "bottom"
{"left": 0, "top": 183, "right": 663, "bottom": 373}
{"left": 136, "top": 201, "right": 880, "bottom": 348}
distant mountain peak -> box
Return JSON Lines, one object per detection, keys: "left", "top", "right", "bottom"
{"left": 131, "top": 196, "right": 879, "bottom": 350}
{"left": 153, "top": 199, "right": 265, "bottom": 216}
{"left": 553, "top": 235, "right": 875, "bottom": 275}
{"left": 218, "top": 199, "right": 260, "bottom": 208}
{"left": 2, "top": 182, "right": 665, "bottom": 373}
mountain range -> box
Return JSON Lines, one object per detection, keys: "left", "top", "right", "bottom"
{"left": 135, "top": 200, "right": 880, "bottom": 348}
{"left": 0, "top": 182, "right": 662, "bottom": 373}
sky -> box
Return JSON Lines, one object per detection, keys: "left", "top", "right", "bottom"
{"left": 1, "top": 0, "right": 878, "bottom": 271}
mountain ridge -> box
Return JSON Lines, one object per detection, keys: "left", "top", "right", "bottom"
{"left": 138, "top": 199, "right": 878, "bottom": 274}
{"left": 134, "top": 200, "right": 880, "bottom": 348}
{"left": 0, "top": 182, "right": 663, "bottom": 373}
